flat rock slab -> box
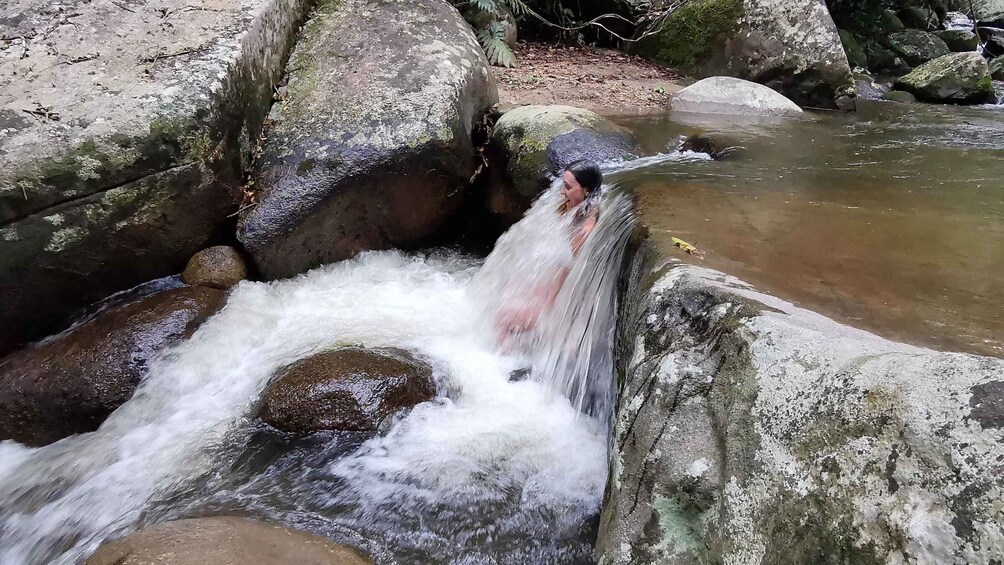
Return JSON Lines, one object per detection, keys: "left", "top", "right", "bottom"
{"left": 237, "top": 0, "right": 498, "bottom": 279}
{"left": 672, "top": 76, "right": 804, "bottom": 116}
{"left": 0, "top": 0, "right": 310, "bottom": 352}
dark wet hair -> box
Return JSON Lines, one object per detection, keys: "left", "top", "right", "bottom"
{"left": 565, "top": 159, "right": 603, "bottom": 195}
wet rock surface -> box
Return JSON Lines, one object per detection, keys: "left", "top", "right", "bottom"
{"left": 85, "top": 516, "right": 370, "bottom": 565}
{"left": 258, "top": 348, "right": 436, "bottom": 434}
{"left": 887, "top": 30, "right": 951, "bottom": 67}
{"left": 0, "top": 0, "right": 311, "bottom": 353}
{"left": 237, "top": 0, "right": 498, "bottom": 280}
{"left": 671, "top": 77, "right": 804, "bottom": 116}
{"left": 0, "top": 286, "right": 225, "bottom": 446}
{"left": 599, "top": 243, "right": 1004, "bottom": 564}
{"left": 181, "top": 245, "right": 249, "bottom": 290}
{"left": 487, "top": 105, "right": 638, "bottom": 226}
{"left": 935, "top": 29, "right": 980, "bottom": 52}
{"left": 895, "top": 52, "right": 994, "bottom": 103}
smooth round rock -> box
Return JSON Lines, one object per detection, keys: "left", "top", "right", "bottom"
{"left": 0, "top": 286, "right": 225, "bottom": 446}
{"left": 934, "top": 29, "right": 980, "bottom": 52}
{"left": 259, "top": 348, "right": 435, "bottom": 434}
{"left": 85, "top": 516, "right": 370, "bottom": 565}
{"left": 181, "top": 246, "right": 249, "bottom": 290}
{"left": 671, "top": 77, "right": 803, "bottom": 117}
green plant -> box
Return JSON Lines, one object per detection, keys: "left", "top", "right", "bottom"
{"left": 454, "top": 0, "right": 531, "bottom": 67}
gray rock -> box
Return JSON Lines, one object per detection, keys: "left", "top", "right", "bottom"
{"left": 258, "top": 348, "right": 436, "bottom": 435}
{"left": 671, "top": 77, "right": 804, "bottom": 116}
{"left": 971, "top": 0, "right": 1004, "bottom": 24}
{"left": 887, "top": 30, "right": 952, "bottom": 66}
{"left": 884, "top": 89, "right": 918, "bottom": 103}
{"left": 895, "top": 52, "right": 994, "bottom": 103}
{"left": 181, "top": 246, "right": 249, "bottom": 290}
{"left": 979, "top": 26, "right": 1004, "bottom": 58}
{"left": 237, "top": 0, "right": 498, "bottom": 280}
{"left": 632, "top": 0, "right": 852, "bottom": 108}
{"left": 854, "top": 72, "right": 892, "bottom": 100}
{"left": 0, "top": 0, "right": 311, "bottom": 354}
{"left": 487, "top": 105, "right": 639, "bottom": 226}
{"left": 85, "top": 516, "right": 370, "bottom": 565}
{"left": 865, "top": 42, "right": 912, "bottom": 76}
{"left": 0, "top": 287, "right": 225, "bottom": 446}
{"left": 991, "top": 56, "right": 1004, "bottom": 79}
{"left": 935, "top": 29, "right": 980, "bottom": 52}
{"left": 598, "top": 242, "right": 1004, "bottom": 564}
{"left": 879, "top": 8, "right": 907, "bottom": 32}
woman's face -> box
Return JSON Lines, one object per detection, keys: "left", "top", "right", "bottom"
{"left": 561, "top": 171, "right": 587, "bottom": 209}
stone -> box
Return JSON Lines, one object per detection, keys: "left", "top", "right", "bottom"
{"left": 671, "top": 77, "right": 804, "bottom": 116}
{"left": 898, "top": 6, "right": 937, "bottom": 30}
{"left": 934, "top": 29, "right": 980, "bottom": 52}
{"left": 978, "top": 26, "right": 1004, "bottom": 58}
{"left": 853, "top": 71, "right": 891, "bottom": 100}
{"left": 486, "top": 105, "right": 639, "bottom": 226}
{"left": 991, "top": 56, "right": 1004, "bottom": 79}
{"left": 598, "top": 242, "right": 1004, "bottom": 564}
{"left": 85, "top": 516, "right": 370, "bottom": 565}
{"left": 236, "top": 0, "right": 498, "bottom": 280}
{"left": 895, "top": 52, "right": 994, "bottom": 103}
{"left": 181, "top": 246, "right": 249, "bottom": 290}
{"left": 839, "top": 29, "right": 869, "bottom": 69}
{"left": 887, "top": 30, "right": 952, "bottom": 67}
{"left": 865, "top": 41, "right": 912, "bottom": 76}
{"left": 971, "top": 0, "right": 1004, "bottom": 24}
{"left": 0, "top": 287, "right": 225, "bottom": 446}
{"left": 879, "top": 8, "right": 907, "bottom": 32}
{"left": 884, "top": 89, "right": 918, "bottom": 103}
{"left": 0, "top": 0, "right": 311, "bottom": 355}
{"left": 632, "top": 0, "right": 852, "bottom": 108}
{"left": 258, "top": 348, "right": 436, "bottom": 434}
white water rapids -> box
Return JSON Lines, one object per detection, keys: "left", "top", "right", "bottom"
{"left": 0, "top": 182, "right": 635, "bottom": 564}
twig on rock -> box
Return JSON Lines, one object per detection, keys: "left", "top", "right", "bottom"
{"left": 140, "top": 46, "right": 202, "bottom": 64}
{"left": 22, "top": 104, "right": 60, "bottom": 122}
{"left": 62, "top": 52, "right": 99, "bottom": 64}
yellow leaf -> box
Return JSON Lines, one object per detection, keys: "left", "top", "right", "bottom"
{"left": 672, "top": 237, "right": 704, "bottom": 258}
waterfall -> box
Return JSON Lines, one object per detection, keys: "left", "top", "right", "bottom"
{"left": 0, "top": 177, "right": 635, "bottom": 564}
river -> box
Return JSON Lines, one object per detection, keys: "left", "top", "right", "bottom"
{"left": 611, "top": 101, "right": 1004, "bottom": 358}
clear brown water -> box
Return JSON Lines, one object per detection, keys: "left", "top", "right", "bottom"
{"left": 610, "top": 101, "right": 1004, "bottom": 357}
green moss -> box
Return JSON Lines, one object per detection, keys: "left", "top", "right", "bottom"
{"left": 975, "top": 74, "right": 992, "bottom": 93}
{"left": 633, "top": 0, "right": 743, "bottom": 74}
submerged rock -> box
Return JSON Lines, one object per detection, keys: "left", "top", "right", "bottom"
{"left": 237, "top": 0, "right": 498, "bottom": 280}
{"left": 895, "top": 52, "right": 994, "bottom": 103}
{"left": 85, "top": 516, "right": 370, "bottom": 565}
{"left": 632, "top": 0, "right": 852, "bottom": 108}
{"left": 884, "top": 89, "right": 918, "bottom": 103}
{"left": 887, "top": 30, "right": 951, "bottom": 66}
{"left": 181, "top": 246, "right": 249, "bottom": 290}
{"left": 671, "top": 77, "right": 804, "bottom": 116}
{"left": 0, "top": 287, "right": 225, "bottom": 446}
{"left": 258, "top": 348, "right": 436, "bottom": 434}
{"left": 598, "top": 244, "right": 1004, "bottom": 564}
{"left": 934, "top": 29, "right": 980, "bottom": 52}
{"left": 486, "top": 105, "right": 638, "bottom": 226}
{"left": 0, "top": 0, "right": 311, "bottom": 355}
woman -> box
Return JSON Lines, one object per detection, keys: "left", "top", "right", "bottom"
{"left": 496, "top": 160, "right": 603, "bottom": 341}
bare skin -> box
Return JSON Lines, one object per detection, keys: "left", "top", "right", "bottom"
{"left": 496, "top": 171, "right": 599, "bottom": 342}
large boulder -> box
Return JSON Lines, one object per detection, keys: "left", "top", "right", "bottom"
{"left": 895, "top": 52, "right": 994, "bottom": 103}
{"left": 237, "top": 0, "right": 498, "bottom": 280}
{"left": 258, "top": 348, "right": 436, "bottom": 434}
{"left": 972, "top": 0, "right": 1004, "bottom": 24}
{"left": 0, "top": 0, "right": 312, "bottom": 355}
{"left": 85, "top": 516, "right": 370, "bottom": 565}
{"left": 887, "top": 30, "right": 952, "bottom": 67}
{"left": 0, "top": 286, "right": 225, "bottom": 446}
{"left": 979, "top": 27, "right": 1004, "bottom": 58}
{"left": 934, "top": 29, "right": 980, "bottom": 52}
{"left": 671, "top": 77, "right": 804, "bottom": 116}
{"left": 486, "top": 105, "right": 639, "bottom": 225}
{"left": 181, "top": 245, "right": 249, "bottom": 290}
{"left": 632, "top": 0, "right": 852, "bottom": 108}
{"left": 598, "top": 244, "right": 1004, "bottom": 564}
{"left": 991, "top": 56, "right": 1004, "bottom": 79}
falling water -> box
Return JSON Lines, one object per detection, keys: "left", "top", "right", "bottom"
{"left": 0, "top": 176, "right": 635, "bottom": 564}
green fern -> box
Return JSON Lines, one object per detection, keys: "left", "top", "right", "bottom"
{"left": 476, "top": 21, "right": 517, "bottom": 67}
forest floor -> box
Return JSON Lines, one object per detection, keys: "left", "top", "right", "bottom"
{"left": 493, "top": 42, "right": 685, "bottom": 115}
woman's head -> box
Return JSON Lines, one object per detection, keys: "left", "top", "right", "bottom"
{"left": 561, "top": 160, "right": 602, "bottom": 209}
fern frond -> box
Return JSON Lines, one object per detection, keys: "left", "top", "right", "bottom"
{"left": 476, "top": 22, "right": 516, "bottom": 67}
{"left": 468, "top": 0, "right": 501, "bottom": 15}
{"left": 501, "top": 0, "right": 531, "bottom": 16}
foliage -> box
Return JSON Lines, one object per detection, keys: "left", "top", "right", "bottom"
{"left": 632, "top": 0, "right": 742, "bottom": 74}
{"left": 454, "top": 0, "right": 531, "bottom": 67}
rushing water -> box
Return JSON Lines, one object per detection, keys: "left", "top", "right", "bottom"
{"left": 610, "top": 100, "right": 1004, "bottom": 357}
{"left": 0, "top": 181, "right": 633, "bottom": 564}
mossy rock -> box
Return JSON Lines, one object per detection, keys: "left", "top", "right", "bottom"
{"left": 884, "top": 89, "right": 918, "bottom": 103}
{"left": 887, "top": 30, "right": 951, "bottom": 67}
{"left": 237, "top": 0, "right": 498, "bottom": 279}
{"left": 895, "top": 51, "right": 994, "bottom": 103}
{"left": 934, "top": 29, "right": 980, "bottom": 52}
{"left": 631, "top": 0, "right": 743, "bottom": 75}
{"left": 486, "top": 105, "right": 639, "bottom": 226}
{"left": 181, "top": 246, "right": 250, "bottom": 290}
